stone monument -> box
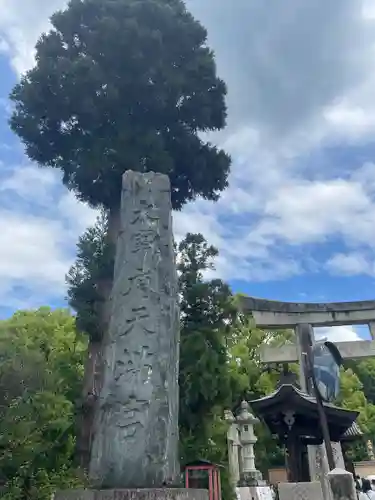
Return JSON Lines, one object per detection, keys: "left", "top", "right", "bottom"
{"left": 56, "top": 172, "right": 207, "bottom": 500}
{"left": 224, "top": 410, "right": 241, "bottom": 487}
{"left": 327, "top": 468, "right": 357, "bottom": 500}
{"left": 278, "top": 481, "right": 324, "bottom": 500}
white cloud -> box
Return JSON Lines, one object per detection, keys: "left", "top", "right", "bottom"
{"left": 188, "top": 0, "right": 374, "bottom": 142}
{"left": 2, "top": 0, "right": 375, "bottom": 308}
{"left": 0, "top": 0, "right": 67, "bottom": 74}
{"left": 326, "top": 253, "right": 375, "bottom": 277}
{"left": 169, "top": 151, "right": 375, "bottom": 282}
{"left": 315, "top": 325, "right": 362, "bottom": 343}
{"left": 0, "top": 210, "right": 70, "bottom": 311}
{"left": 0, "top": 210, "right": 68, "bottom": 284}
{"left": 57, "top": 193, "right": 98, "bottom": 233}
{"left": 1, "top": 165, "right": 58, "bottom": 200}
{"left": 0, "top": 164, "right": 97, "bottom": 310}
{"left": 1, "top": 0, "right": 374, "bottom": 143}
{"left": 251, "top": 177, "right": 375, "bottom": 246}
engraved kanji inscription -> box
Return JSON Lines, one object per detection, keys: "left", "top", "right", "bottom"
{"left": 89, "top": 171, "right": 180, "bottom": 489}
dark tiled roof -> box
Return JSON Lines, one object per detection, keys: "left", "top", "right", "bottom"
{"left": 251, "top": 383, "right": 339, "bottom": 409}
{"left": 341, "top": 421, "right": 363, "bottom": 439}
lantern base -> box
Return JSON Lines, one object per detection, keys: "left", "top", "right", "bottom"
{"left": 238, "top": 470, "right": 263, "bottom": 486}
{"left": 54, "top": 488, "right": 209, "bottom": 500}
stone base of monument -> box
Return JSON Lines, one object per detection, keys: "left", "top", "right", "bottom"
{"left": 327, "top": 468, "right": 357, "bottom": 500}
{"left": 54, "top": 488, "right": 208, "bottom": 500}
{"left": 238, "top": 470, "right": 264, "bottom": 486}
{"left": 277, "top": 470, "right": 357, "bottom": 500}
{"left": 277, "top": 481, "right": 324, "bottom": 500}
{"left": 236, "top": 485, "right": 273, "bottom": 500}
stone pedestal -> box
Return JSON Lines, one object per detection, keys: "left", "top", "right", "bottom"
{"left": 54, "top": 489, "right": 208, "bottom": 500}
{"left": 236, "top": 485, "right": 273, "bottom": 500}
{"left": 277, "top": 481, "right": 324, "bottom": 500}
{"left": 225, "top": 410, "right": 241, "bottom": 487}
{"left": 327, "top": 468, "right": 357, "bottom": 500}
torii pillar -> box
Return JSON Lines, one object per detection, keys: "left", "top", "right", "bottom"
{"left": 239, "top": 297, "right": 375, "bottom": 496}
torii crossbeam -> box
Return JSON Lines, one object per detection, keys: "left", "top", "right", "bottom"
{"left": 240, "top": 297, "right": 375, "bottom": 364}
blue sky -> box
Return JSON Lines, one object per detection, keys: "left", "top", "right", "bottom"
{"left": 1, "top": 0, "right": 375, "bottom": 342}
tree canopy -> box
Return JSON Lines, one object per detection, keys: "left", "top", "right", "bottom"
{"left": 0, "top": 308, "right": 86, "bottom": 499}
{"left": 10, "top": 0, "right": 230, "bottom": 211}
{"left": 177, "top": 233, "right": 236, "bottom": 461}
{"left": 66, "top": 210, "right": 110, "bottom": 342}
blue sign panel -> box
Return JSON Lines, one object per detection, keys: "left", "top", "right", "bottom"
{"left": 312, "top": 342, "right": 341, "bottom": 402}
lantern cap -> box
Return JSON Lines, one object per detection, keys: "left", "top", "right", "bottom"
{"left": 224, "top": 409, "right": 236, "bottom": 423}
{"left": 236, "top": 400, "right": 259, "bottom": 424}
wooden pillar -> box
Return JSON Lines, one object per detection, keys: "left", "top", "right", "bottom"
{"left": 286, "top": 430, "right": 300, "bottom": 482}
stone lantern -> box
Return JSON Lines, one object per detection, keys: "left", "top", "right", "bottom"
{"left": 236, "top": 400, "right": 262, "bottom": 486}
{"left": 367, "top": 439, "right": 375, "bottom": 460}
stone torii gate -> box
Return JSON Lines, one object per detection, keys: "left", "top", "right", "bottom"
{"left": 239, "top": 297, "right": 375, "bottom": 497}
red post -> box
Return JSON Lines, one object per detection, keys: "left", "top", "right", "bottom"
{"left": 208, "top": 469, "right": 213, "bottom": 500}
{"left": 218, "top": 470, "right": 222, "bottom": 500}
{"left": 213, "top": 469, "right": 218, "bottom": 500}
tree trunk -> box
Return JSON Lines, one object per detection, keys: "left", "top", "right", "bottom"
{"left": 76, "top": 339, "right": 101, "bottom": 469}
{"left": 96, "top": 205, "right": 121, "bottom": 385}
{"left": 76, "top": 205, "right": 121, "bottom": 470}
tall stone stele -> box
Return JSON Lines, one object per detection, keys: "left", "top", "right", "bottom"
{"left": 89, "top": 171, "right": 180, "bottom": 489}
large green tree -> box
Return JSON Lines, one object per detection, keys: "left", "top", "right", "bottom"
{"left": 67, "top": 209, "right": 110, "bottom": 343}
{"left": 346, "top": 358, "right": 375, "bottom": 405}
{"left": 66, "top": 211, "right": 111, "bottom": 465}
{"left": 10, "top": 0, "right": 230, "bottom": 465}
{"left": 177, "top": 233, "right": 236, "bottom": 462}
{"left": 336, "top": 367, "right": 375, "bottom": 462}
{"left": 0, "top": 308, "right": 86, "bottom": 499}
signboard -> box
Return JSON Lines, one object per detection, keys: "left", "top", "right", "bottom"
{"left": 312, "top": 342, "right": 342, "bottom": 402}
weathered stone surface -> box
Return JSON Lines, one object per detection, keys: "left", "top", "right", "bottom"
{"left": 236, "top": 486, "right": 273, "bottom": 500}
{"left": 54, "top": 489, "right": 208, "bottom": 500}
{"left": 277, "top": 481, "right": 324, "bottom": 500}
{"left": 308, "top": 443, "right": 346, "bottom": 500}
{"left": 54, "top": 491, "right": 95, "bottom": 500}
{"left": 89, "top": 172, "right": 180, "bottom": 488}
{"left": 327, "top": 468, "right": 357, "bottom": 500}
{"left": 240, "top": 296, "right": 375, "bottom": 327}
